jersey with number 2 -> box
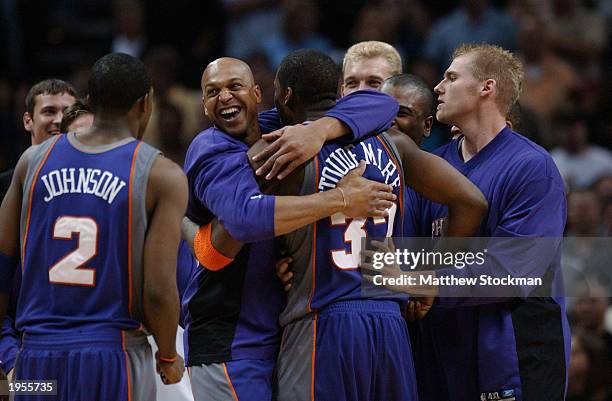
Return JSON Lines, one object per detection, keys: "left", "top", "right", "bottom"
{"left": 17, "top": 134, "right": 159, "bottom": 335}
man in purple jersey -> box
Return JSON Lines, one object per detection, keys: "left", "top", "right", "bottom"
{"left": 403, "top": 44, "right": 569, "bottom": 401}
{"left": 0, "top": 53, "right": 186, "bottom": 400}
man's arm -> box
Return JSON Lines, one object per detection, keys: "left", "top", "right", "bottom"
{"left": 254, "top": 90, "right": 399, "bottom": 179}
{"left": 193, "top": 147, "right": 394, "bottom": 243}
{"left": 392, "top": 131, "right": 488, "bottom": 237}
{"left": 144, "top": 156, "right": 187, "bottom": 384}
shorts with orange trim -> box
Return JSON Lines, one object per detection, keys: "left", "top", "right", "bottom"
{"left": 276, "top": 300, "right": 418, "bottom": 401}
{"left": 14, "top": 330, "right": 155, "bottom": 401}
{"left": 189, "top": 358, "right": 275, "bottom": 401}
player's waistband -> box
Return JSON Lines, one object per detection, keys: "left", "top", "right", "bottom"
{"left": 21, "top": 329, "right": 149, "bottom": 350}
{"left": 318, "top": 300, "right": 401, "bottom": 316}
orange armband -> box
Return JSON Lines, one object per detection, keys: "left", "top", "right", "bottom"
{"left": 193, "top": 223, "right": 234, "bottom": 271}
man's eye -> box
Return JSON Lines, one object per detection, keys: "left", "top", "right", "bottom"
{"left": 207, "top": 89, "right": 219, "bottom": 96}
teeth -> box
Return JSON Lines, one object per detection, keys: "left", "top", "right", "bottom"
{"left": 220, "top": 107, "right": 239, "bottom": 116}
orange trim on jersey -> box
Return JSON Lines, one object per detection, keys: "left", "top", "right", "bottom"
{"left": 194, "top": 223, "right": 234, "bottom": 270}
{"left": 222, "top": 363, "right": 239, "bottom": 401}
{"left": 127, "top": 142, "right": 142, "bottom": 317}
{"left": 306, "top": 157, "right": 320, "bottom": 313}
{"left": 21, "top": 135, "right": 62, "bottom": 270}
{"left": 121, "top": 331, "right": 133, "bottom": 401}
{"left": 311, "top": 312, "right": 318, "bottom": 401}
{"left": 375, "top": 136, "right": 405, "bottom": 233}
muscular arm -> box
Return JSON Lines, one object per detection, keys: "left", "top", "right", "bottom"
{"left": 143, "top": 156, "right": 187, "bottom": 359}
{"left": 391, "top": 130, "right": 488, "bottom": 237}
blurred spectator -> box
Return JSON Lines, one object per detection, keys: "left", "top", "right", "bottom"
{"left": 517, "top": 13, "right": 577, "bottom": 146}
{"left": 247, "top": 51, "right": 276, "bottom": 111}
{"left": 143, "top": 47, "right": 204, "bottom": 150}
{"left": 551, "top": 114, "right": 612, "bottom": 190}
{"left": 260, "top": 0, "right": 332, "bottom": 68}
{"left": 422, "top": 0, "right": 517, "bottom": 72}
{"left": 112, "top": 0, "right": 147, "bottom": 58}
{"left": 566, "top": 190, "right": 605, "bottom": 236}
{"left": 350, "top": 2, "right": 402, "bottom": 55}
{"left": 567, "top": 330, "right": 611, "bottom": 401}
{"left": 156, "top": 100, "right": 186, "bottom": 166}
{"left": 222, "top": 0, "right": 281, "bottom": 60}
{"left": 593, "top": 175, "right": 612, "bottom": 204}
{"left": 547, "top": 0, "right": 607, "bottom": 78}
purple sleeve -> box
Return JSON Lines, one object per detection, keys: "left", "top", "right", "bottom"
{"left": 436, "top": 172, "right": 567, "bottom": 308}
{"left": 192, "top": 151, "right": 276, "bottom": 242}
{"left": 325, "top": 90, "right": 399, "bottom": 143}
{"left": 257, "top": 90, "right": 399, "bottom": 140}
{"left": 258, "top": 108, "right": 283, "bottom": 134}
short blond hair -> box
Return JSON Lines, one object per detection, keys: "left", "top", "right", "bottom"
{"left": 342, "top": 41, "right": 402, "bottom": 76}
{"left": 453, "top": 44, "right": 524, "bottom": 115}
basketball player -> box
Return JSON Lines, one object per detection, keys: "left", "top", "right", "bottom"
{"left": 406, "top": 44, "right": 569, "bottom": 401}
{"left": 0, "top": 53, "right": 186, "bottom": 400}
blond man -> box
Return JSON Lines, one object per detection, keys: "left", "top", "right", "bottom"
{"left": 406, "top": 44, "right": 568, "bottom": 401}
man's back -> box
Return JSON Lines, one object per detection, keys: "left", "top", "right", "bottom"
{"left": 18, "top": 133, "right": 159, "bottom": 335}
{"left": 280, "top": 133, "right": 406, "bottom": 325}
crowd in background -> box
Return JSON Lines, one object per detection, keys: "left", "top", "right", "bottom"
{"left": 0, "top": 0, "right": 611, "bottom": 399}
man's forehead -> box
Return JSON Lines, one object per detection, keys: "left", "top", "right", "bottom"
{"left": 447, "top": 54, "right": 473, "bottom": 73}
{"left": 344, "top": 57, "right": 393, "bottom": 79}
{"left": 34, "top": 92, "right": 76, "bottom": 109}
{"left": 384, "top": 86, "right": 425, "bottom": 109}
{"left": 202, "top": 58, "right": 254, "bottom": 86}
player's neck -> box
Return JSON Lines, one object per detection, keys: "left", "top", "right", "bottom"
{"left": 457, "top": 111, "right": 507, "bottom": 162}
{"left": 81, "top": 115, "right": 137, "bottom": 144}
{"left": 304, "top": 101, "right": 335, "bottom": 123}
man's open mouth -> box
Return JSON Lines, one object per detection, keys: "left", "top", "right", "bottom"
{"left": 219, "top": 106, "right": 242, "bottom": 122}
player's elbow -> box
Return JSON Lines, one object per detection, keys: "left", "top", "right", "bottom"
{"left": 224, "top": 220, "right": 266, "bottom": 242}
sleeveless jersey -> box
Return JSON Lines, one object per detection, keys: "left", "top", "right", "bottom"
{"left": 280, "top": 133, "right": 406, "bottom": 326}
{"left": 17, "top": 133, "right": 160, "bottom": 336}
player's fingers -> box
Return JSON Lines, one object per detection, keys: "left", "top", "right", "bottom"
{"left": 371, "top": 199, "right": 394, "bottom": 211}
{"left": 366, "top": 209, "right": 390, "bottom": 218}
{"left": 266, "top": 153, "right": 293, "bottom": 180}
{"left": 369, "top": 182, "right": 393, "bottom": 192}
{"left": 406, "top": 302, "right": 416, "bottom": 322}
{"left": 370, "top": 240, "right": 390, "bottom": 253}
{"left": 254, "top": 130, "right": 285, "bottom": 161}
{"left": 284, "top": 283, "right": 292, "bottom": 292}
{"left": 255, "top": 151, "right": 279, "bottom": 177}
{"left": 349, "top": 160, "right": 366, "bottom": 177}
{"left": 259, "top": 128, "right": 285, "bottom": 144}
{"left": 277, "top": 159, "right": 302, "bottom": 180}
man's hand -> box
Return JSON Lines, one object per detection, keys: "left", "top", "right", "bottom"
{"left": 337, "top": 161, "right": 396, "bottom": 218}
{"left": 275, "top": 257, "right": 294, "bottom": 292}
{"left": 406, "top": 297, "right": 434, "bottom": 322}
{"left": 361, "top": 239, "right": 438, "bottom": 297}
{"left": 155, "top": 352, "right": 185, "bottom": 385}
{"left": 253, "top": 124, "right": 326, "bottom": 180}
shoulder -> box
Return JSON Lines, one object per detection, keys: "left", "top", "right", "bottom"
{"left": 504, "top": 131, "right": 563, "bottom": 186}
{"left": 150, "top": 156, "right": 188, "bottom": 196}
{"left": 185, "top": 127, "right": 247, "bottom": 171}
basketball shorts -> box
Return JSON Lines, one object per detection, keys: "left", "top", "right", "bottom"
{"left": 13, "top": 329, "right": 155, "bottom": 401}
{"left": 189, "top": 358, "right": 275, "bottom": 401}
{"left": 277, "top": 300, "right": 418, "bottom": 401}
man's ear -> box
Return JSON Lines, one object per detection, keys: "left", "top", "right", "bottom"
{"left": 340, "top": 83, "right": 346, "bottom": 97}
{"left": 23, "top": 112, "right": 33, "bottom": 133}
{"left": 423, "top": 116, "right": 433, "bottom": 137}
{"left": 481, "top": 79, "right": 496, "bottom": 98}
{"left": 253, "top": 84, "right": 262, "bottom": 104}
{"left": 284, "top": 87, "right": 293, "bottom": 106}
